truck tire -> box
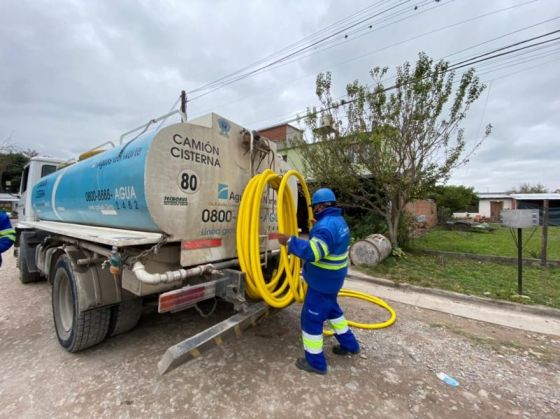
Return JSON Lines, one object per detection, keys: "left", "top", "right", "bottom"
{"left": 20, "top": 256, "right": 41, "bottom": 284}
{"left": 107, "top": 298, "right": 143, "bottom": 338}
{"left": 18, "top": 235, "right": 42, "bottom": 284}
{"left": 52, "top": 255, "right": 110, "bottom": 352}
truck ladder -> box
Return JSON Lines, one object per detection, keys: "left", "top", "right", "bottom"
{"left": 158, "top": 301, "right": 269, "bottom": 375}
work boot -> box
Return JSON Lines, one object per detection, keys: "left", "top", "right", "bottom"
{"left": 332, "top": 345, "right": 360, "bottom": 356}
{"left": 295, "top": 358, "right": 327, "bottom": 375}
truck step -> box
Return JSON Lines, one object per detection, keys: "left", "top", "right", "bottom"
{"left": 158, "top": 301, "right": 269, "bottom": 375}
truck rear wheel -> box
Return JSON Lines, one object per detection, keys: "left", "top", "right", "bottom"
{"left": 52, "top": 255, "right": 110, "bottom": 352}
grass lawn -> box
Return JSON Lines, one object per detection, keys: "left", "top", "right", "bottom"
{"left": 358, "top": 254, "right": 560, "bottom": 309}
{"left": 409, "top": 225, "right": 560, "bottom": 260}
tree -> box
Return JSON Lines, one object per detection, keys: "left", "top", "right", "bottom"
{"left": 509, "top": 183, "right": 548, "bottom": 193}
{"left": 301, "top": 52, "right": 491, "bottom": 247}
{"left": 0, "top": 153, "right": 30, "bottom": 193}
{"left": 430, "top": 185, "right": 478, "bottom": 213}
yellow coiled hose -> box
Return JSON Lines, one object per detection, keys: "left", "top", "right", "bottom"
{"left": 236, "top": 169, "right": 396, "bottom": 331}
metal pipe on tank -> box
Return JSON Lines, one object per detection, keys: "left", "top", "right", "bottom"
{"left": 249, "top": 130, "right": 254, "bottom": 175}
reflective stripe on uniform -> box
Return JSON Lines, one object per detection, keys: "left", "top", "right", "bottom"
{"left": 302, "top": 331, "right": 323, "bottom": 354}
{"left": 309, "top": 240, "right": 321, "bottom": 261}
{"left": 311, "top": 259, "right": 348, "bottom": 270}
{"left": 0, "top": 228, "right": 15, "bottom": 242}
{"left": 311, "top": 237, "right": 329, "bottom": 257}
{"left": 324, "top": 251, "right": 348, "bottom": 261}
{"left": 328, "top": 315, "right": 349, "bottom": 334}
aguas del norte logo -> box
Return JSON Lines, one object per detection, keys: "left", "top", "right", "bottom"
{"left": 218, "top": 184, "right": 241, "bottom": 203}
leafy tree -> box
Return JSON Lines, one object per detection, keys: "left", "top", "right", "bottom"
{"left": 0, "top": 153, "right": 30, "bottom": 193}
{"left": 430, "top": 185, "right": 478, "bottom": 213}
{"left": 509, "top": 183, "right": 548, "bottom": 193}
{"left": 300, "top": 52, "right": 491, "bottom": 247}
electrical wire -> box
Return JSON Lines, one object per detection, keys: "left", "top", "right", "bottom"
{"left": 187, "top": 0, "right": 453, "bottom": 101}
{"left": 188, "top": 0, "right": 395, "bottom": 95}
{"left": 191, "top": 4, "right": 550, "bottom": 124}
{"left": 250, "top": 30, "right": 560, "bottom": 128}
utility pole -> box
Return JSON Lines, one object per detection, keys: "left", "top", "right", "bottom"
{"left": 541, "top": 199, "right": 549, "bottom": 266}
{"left": 517, "top": 228, "right": 523, "bottom": 295}
{"left": 180, "top": 90, "right": 187, "bottom": 122}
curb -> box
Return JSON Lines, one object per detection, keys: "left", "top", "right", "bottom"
{"left": 347, "top": 269, "right": 560, "bottom": 320}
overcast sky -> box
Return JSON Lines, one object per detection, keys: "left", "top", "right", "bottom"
{"left": 1, "top": 0, "right": 559, "bottom": 192}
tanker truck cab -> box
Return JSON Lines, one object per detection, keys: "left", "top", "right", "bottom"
{"left": 16, "top": 156, "right": 61, "bottom": 222}
{"left": 14, "top": 108, "right": 289, "bottom": 370}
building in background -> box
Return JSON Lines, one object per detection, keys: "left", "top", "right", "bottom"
{"left": 476, "top": 192, "right": 515, "bottom": 221}
{"left": 473, "top": 192, "right": 560, "bottom": 225}
{"left": 0, "top": 192, "right": 19, "bottom": 216}
{"left": 511, "top": 193, "right": 560, "bottom": 226}
{"left": 257, "top": 124, "right": 306, "bottom": 173}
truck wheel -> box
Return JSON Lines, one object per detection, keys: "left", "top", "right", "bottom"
{"left": 107, "top": 298, "right": 143, "bottom": 338}
{"left": 19, "top": 252, "right": 42, "bottom": 284}
{"left": 52, "top": 255, "right": 110, "bottom": 352}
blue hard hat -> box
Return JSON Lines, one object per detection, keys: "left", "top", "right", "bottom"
{"left": 311, "top": 188, "right": 336, "bottom": 206}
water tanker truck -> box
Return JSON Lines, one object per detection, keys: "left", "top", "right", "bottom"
{"left": 15, "top": 102, "right": 294, "bottom": 372}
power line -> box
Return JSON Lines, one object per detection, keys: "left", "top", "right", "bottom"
{"left": 188, "top": 0, "right": 411, "bottom": 96}
{"left": 448, "top": 29, "right": 560, "bottom": 69}
{"left": 188, "top": 0, "right": 394, "bottom": 95}
{"left": 256, "top": 31, "right": 560, "bottom": 128}
{"left": 187, "top": 0, "right": 452, "bottom": 101}
{"left": 444, "top": 15, "right": 560, "bottom": 60}
{"left": 191, "top": 2, "right": 544, "bottom": 120}
{"left": 265, "top": 0, "right": 539, "bottom": 86}
{"left": 448, "top": 33, "right": 560, "bottom": 70}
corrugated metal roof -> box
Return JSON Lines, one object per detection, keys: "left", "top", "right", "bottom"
{"left": 510, "top": 193, "right": 560, "bottom": 200}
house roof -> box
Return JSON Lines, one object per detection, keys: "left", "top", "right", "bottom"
{"left": 0, "top": 193, "right": 20, "bottom": 202}
{"left": 256, "top": 123, "right": 303, "bottom": 133}
{"left": 510, "top": 193, "right": 560, "bottom": 200}
{"left": 477, "top": 192, "right": 512, "bottom": 199}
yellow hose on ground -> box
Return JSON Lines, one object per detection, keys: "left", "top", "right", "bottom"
{"left": 236, "top": 169, "right": 396, "bottom": 331}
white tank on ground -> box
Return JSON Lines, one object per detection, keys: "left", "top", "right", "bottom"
{"left": 349, "top": 234, "right": 392, "bottom": 266}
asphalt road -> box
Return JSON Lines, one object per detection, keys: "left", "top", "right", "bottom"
{"left": 1, "top": 252, "right": 559, "bottom": 418}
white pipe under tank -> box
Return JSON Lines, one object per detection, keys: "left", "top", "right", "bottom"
{"left": 132, "top": 261, "right": 216, "bottom": 284}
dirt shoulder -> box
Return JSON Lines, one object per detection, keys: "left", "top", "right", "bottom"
{"left": 1, "top": 253, "right": 559, "bottom": 418}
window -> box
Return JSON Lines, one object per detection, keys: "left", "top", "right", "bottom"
{"left": 20, "top": 166, "right": 29, "bottom": 194}
{"left": 41, "top": 164, "right": 56, "bottom": 178}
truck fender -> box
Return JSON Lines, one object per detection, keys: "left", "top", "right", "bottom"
{"left": 52, "top": 245, "right": 122, "bottom": 312}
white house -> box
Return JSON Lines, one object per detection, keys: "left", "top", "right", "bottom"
{"left": 477, "top": 192, "right": 515, "bottom": 221}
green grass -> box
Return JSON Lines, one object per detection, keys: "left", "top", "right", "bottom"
{"left": 358, "top": 254, "right": 560, "bottom": 308}
{"left": 409, "top": 225, "right": 560, "bottom": 260}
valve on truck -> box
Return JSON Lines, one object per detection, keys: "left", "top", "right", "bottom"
{"left": 109, "top": 249, "right": 122, "bottom": 276}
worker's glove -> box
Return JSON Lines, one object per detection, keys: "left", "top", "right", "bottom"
{"left": 277, "top": 233, "right": 291, "bottom": 246}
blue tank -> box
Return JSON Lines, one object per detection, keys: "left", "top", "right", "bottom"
{"left": 32, "top": 130, "right": 160, "bottom": 232}
{"left": 31, "top": 113, "right": 289, "bottom": 266}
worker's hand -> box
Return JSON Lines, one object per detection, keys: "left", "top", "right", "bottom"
{"left": 277, "top": 233, "right": 291, "bottom": 246}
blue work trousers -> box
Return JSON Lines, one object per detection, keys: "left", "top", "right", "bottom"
{"left": 301, "top": 287, "right": 360, "bottom": 372}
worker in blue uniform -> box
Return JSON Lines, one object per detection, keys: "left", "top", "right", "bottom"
{"left": 0, "top": 211, "right": 15, "bottom": 267}
{"left": 278, "top": 188, "right": 360, "bottom": 374}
